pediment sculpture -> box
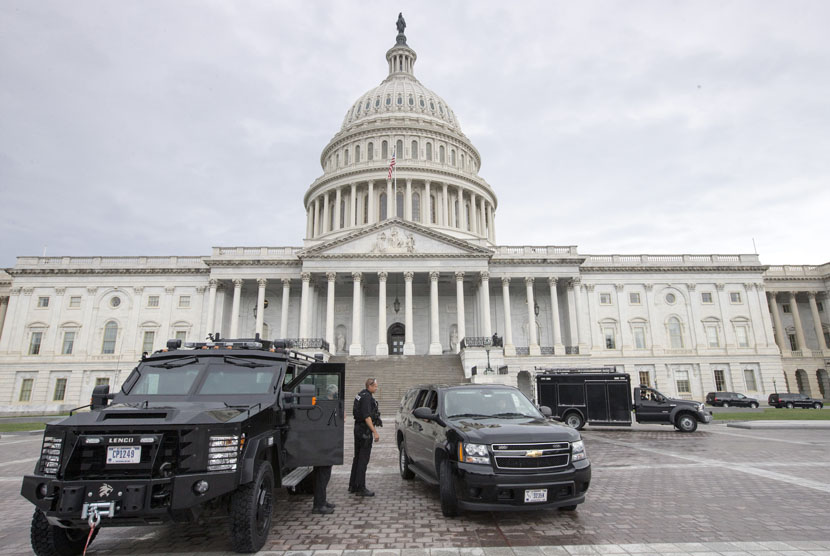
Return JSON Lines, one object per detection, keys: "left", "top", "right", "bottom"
{"left": 371, "top": 228, "right": 416, "bottom": 254}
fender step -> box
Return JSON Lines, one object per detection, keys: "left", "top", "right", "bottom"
{"left": 281, "top": 466, "right": 313, "bottom": 487}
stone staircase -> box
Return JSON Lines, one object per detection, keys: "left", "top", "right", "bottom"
{"left": 329, "top": 355, "right": 467, "bottom": 419}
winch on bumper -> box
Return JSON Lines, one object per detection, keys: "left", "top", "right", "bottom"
{"left": 21, "top": 472, "right": 239, "bottom": 527}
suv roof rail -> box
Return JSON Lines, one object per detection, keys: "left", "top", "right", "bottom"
{"left": 534, "top": 366, "right": 619, "bottom": 374}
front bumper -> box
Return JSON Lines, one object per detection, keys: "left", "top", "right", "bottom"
{"left": 21, "top": 472, "right": 238, "bottom": 527}
{"left": 453, "top": 461, "right": 591, "bottom": 512}
{"left": 698, "top": 411, "right": 713, "bottom": 424}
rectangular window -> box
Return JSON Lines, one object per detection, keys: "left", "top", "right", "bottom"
{"left": 29, "top": 332, "right": 43, "bottom": 355}
{"left": 629, "top": 292, "right": 641, "bottom": 304}
{"left": 730, "top": 292, "right": 742, "bottom": 304}
{"left": 788, "top": 334, "right": 798, "bottom": 351}
{"left": 19, "top": 378, "right": 34, "bottom": 402}
{"left": 95, "top": 377, "right": 110, "bottom": 387}
{"left": 37, "top": 296, "right": 50, "bottom": 308}
{"left": 599, "top": 293, "right": 612, "bottom": 305}
{"left": 69, "top": 296, "right": 81, "bottom": 308}
{"left": 178, "top": 295, "right": 190, "bottom": 308}
{"left": 638, "top": 371, "right": 651, "bottom": 387}
{"left": 603, "top": 327, "right": 616, "bottom": 349}
{"left": 175, "top": 331, "right": 187, "bottom": 342}
{"left": 675, "top": 370, "right": 691, "bottom": 394}
{"left": 735, "top": 325, "right": 749, "bottom": 348}
{"left": 633, "top": 327, "right": 646, "bottom": 349}
{"left": 142, "top": 331, "right": 155, "bottom": 354}
{"left": 714, "top": 369, "right": 726, "bottom": 391}
{"left": 744, "top": 369, "right": 758, "bottom": 391}
{"left": 147, "top": 295, "right": 160, "bottom": 308}
{"left": 817, "top": 301, "right": 824, "bottom": 312}
{"left": 782, "top": 303, "right": 790, "bottom": 313}
{"left": 53, "top": 378, "right": 67, "bottom": 401}
{"left": 61, "top": 331, "right": 76, "bottom": 355}
{"left": 705, "top": 326, "right": 720, "bottom": 348}
{"left": 701, "top": 292, "right": 713, "bottom": 304}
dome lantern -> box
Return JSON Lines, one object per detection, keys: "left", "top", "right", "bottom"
{"left": 386, "top": 13, "right": 417, "bottom": 77}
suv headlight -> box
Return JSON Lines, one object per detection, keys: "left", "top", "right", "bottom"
{"left": 208, "top": 434, "right": 243, "bottom": 471}
{"left": 697, "top": 403, "right": 706, "bottom": 412}
{"left": 571, "top": 440, "right": 587, "bottom": 462}
{"left": 39, "top": 436, "right": 63, "bottom": 477}
{"left": 459, "top": 442, "right": 489, "bottom": 464}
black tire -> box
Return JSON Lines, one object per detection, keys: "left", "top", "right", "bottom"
{"left": 675, "top": 413, "right": 698, "bottom": 433}
{"left": 564, "top": 411, "right": 585, "bottom": 431}
{"left": 31, "top": 509, "right": 95, "bottom": 556}
{"left": 722, "top": 402, "right": 730, "bottom": 408}
{"left": 559, "top": 504, "right": 578, "bottom": 511}
{"left": 750, "top": 402, "right": 759, "bottom": 409}
{"left": 814, "top": 403, "right": 823, "bottom": 409}
{"left": 786, "top": 402, "right": 795, "bottom": 409}
{"left": 438, "top": 458, "right": 458, "bottom": 517}
{"left": 399, "top": 442, "right": 415, "bottom": 480}
{"left": 230, "top": 460, "right": 274, "bottom": 553}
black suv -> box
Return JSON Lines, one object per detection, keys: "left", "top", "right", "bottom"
{"left": 21, "top": 338, "right": 345, "bottom": 555}
{"left": 705, "top": 392, "right": 759, "bottom": 408}
{"left": 395, "top": 384, "right": 590, "bottom": 517}
{"left": 768, "top": 393, "right": 824, "bottom": 409}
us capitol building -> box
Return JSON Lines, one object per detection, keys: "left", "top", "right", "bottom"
{"left": 0, "top": 19, "right": 828, "bottom": 413}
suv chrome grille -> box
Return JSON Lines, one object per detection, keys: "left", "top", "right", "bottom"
{"left": 492, "top": 442, "right": 570, "bottom": 470}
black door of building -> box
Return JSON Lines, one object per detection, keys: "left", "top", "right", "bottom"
{"left": 388, "top": 323, "right": 405, "bottom": 355}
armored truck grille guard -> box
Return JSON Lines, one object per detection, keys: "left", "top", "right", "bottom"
{"left": 59, "top": 429, "right": 196, "bottom": 480}
{"left": 492, "top": 442, "right": 571, "bottom": 470}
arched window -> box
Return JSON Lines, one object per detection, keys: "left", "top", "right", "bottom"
{"left": 335, "top": 153, "right": 339, "bottom": 168}
{"left": 667, "top": 317, "right": 684, "bottom": 349}
{"left": 451, "top": 149, "right": 456, "bottom": 166}
{"left": 367, "top": 142, "right": 374, "bottom": 161}
{"left": 430, "top": 194, "right": 436, "bottom": 224}
{"left": 396, "top": 139, "right": 403, "bottom": 158}
{"left": 340, "top": 200, "right": 346, "bottom": 228}
{"left": 102, "top": 321, "right": 118, "bottom": 354}
{"left": 363, "top": 194, "right": 369, "bottom": 224}
{"left": 460, "top": 153, "right": 465, "bottom": 170}
{"left": 439, "top": 145, "right": 446, "bottom": 163}
{"left": 426, "top": 142, "right": 432, "bottom": 160}
{"left": 354, "top": 145, "right": 361, "bottom": 163}
{"left": 411, "top": 140, "right": 418, "bottom": 160}
{"left": 412, "top": 193, "right": 421, "bottom": 222}
{"left": 396, "top": 191, "right": 404, "bottom": 218}
{"left": 344, "top": 149, "right": 349, "bottom": 165}
{"left": 380, "top": 193, "right": 387, "bottom": 220}
{"left": 381, "top": 141, "right": 388, "bottom": 160}
{"left": 465, "top": 203, "right": 471, "bottom": 230}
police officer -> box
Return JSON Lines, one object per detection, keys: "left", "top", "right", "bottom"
{"left": 348, "top": 377, "right": 380, "bottom": 496}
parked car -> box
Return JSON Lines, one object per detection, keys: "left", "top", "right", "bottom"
{"left": 395, "top": 384, "right": 591, "bottom": 517}
{"left": 768, "top": 393, "right": 824, "bottom": 409}
{"left": 705, "top": 392, "right": 759, "bottom": 408}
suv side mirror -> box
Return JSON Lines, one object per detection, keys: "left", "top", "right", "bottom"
{"left": 539, "top": 405, "right": 552, "bottom": 417}
{"left": 413, "top": 406, "right": 437, "bottom": 421}
{"left": 91, "top": 384, "right": 113, "bottom": 410}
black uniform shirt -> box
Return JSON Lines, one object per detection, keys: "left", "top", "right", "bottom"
{"left": 353, "top": 388, "right": 375, "bottom": 422}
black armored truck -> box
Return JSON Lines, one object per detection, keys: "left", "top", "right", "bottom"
{"left": 21, "top": 338, "right": 345, "bottom": 555}
{"left": 536, "top": 368, "right": 712, "bottom": 432}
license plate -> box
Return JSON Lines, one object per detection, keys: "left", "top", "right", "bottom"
{"left": 524, "top": 488, "right": 548, "bottom": 503}
{"left": 106, "top": 446, "right": 141, "bottom": 464}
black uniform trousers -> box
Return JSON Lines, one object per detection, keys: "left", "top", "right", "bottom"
{"left": 313, "top": 465, "right": 332, "bottom": 508}
{"left": 348, "top": 424, "right": 373, "bottom": 491}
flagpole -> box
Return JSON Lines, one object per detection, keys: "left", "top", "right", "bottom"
{"left": 393, "top": 145, "right": 398, "bottom": 218}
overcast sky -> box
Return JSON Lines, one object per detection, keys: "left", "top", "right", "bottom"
{"left": 2, "top": 1, "right": 829, "bottom": 268}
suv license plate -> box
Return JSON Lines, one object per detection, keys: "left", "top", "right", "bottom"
{"left": 524, "top": 488, "right": 548, "bottom": 503}
{"left": 106, "top": 446, "right": 141, "bottom": 464}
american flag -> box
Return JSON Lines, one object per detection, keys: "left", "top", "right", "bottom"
{"left": 387, "top": 147, "right": 396, "bottom": 180}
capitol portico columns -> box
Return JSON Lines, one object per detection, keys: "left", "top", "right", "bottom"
{"left": 334, "top": 188, "right": 342, "bottom": 231}
{"left": 230, "top": 279, "right": 242, "bottom": 338}
{"left": 502, "top": 277, "right": 515, "bottom": 356}
{"left": 280, "top": 279, "right": 291, "bottom": 338}
{"left": 404, "top": 271, "right": 415, "bottom": 354}
{"left": 768, "top": 293, "right": 789, "bottom": 354}
{"left": 526, "top": 277, "right": 540, "bottom": 355}
{"left": 455, "top": 272, "right": 466, "bottom": 353}
{"left": 255, "top": 278, "right": 267, "bottom": 337}
{"left": 376, "top": 272, "right": 388, "bottom": 355}
{"left": 789, "top": 292, "right": 807, "bottom": 352}
{"left": 429, "top": 271, "right": 442, "bottom": 354}
{"left": 548, "top": 278, "right": 564, "bottom": 352}
{"left": 299, "top": 273, "right": 311, "bottom": 338}
{"left": 808, "top": 292, "right": 828, "bottom": 351}
{"left": 570, "top": 279, "right": 583, "bottom": 349}
{"left": 322, "top": 192, "right": 330, "bottom": 233}
{"left": 205, "top": 279, "right": 218, "bottom": 338}
{"left": 350, "top": 272, "right": 363, "bottom": 355}
{"left": 480, "top": 272, "right": 492, "bottom": 337}
{"left": 325, "top": 273, "right": 336, "bottom": 346}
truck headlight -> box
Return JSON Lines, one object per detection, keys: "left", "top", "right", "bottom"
{"left": 39, "top": 436, "right": 63, "bottom": 477}
{"left": 698, "top": 403, "right": 706, "bottom": 412}
{"left": 459, "top": 442, "right": 489, "bottom": 464}
{"left": 208, "top": 435, "right": 242, "bottom": 471}
{"left": 571, "top": 440, "right": 587, "bottom": 462}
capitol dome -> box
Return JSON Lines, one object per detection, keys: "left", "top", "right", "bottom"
{"left": 304, "top": 16, "right": 497, "bottom": 246}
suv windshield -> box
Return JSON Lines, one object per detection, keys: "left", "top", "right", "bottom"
{"left": 443, "top": 388, "right": 542, "bottom": 419}
{"left": 125, "top": 358, "right": 279, "bottom": 396}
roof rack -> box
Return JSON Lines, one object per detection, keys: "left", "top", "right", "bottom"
{"left": 534, "top": 366, "right": 619, "bottom": 374}
{"left": 155, "top": 337, "right": 323, "bottom": 364}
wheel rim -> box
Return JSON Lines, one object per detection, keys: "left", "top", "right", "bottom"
{"left": 255, "top": 476, "right": 273, "bottom": 535}
{"left": 680, "top": 416, "right": 693, "bottom": 430}
{"left": 787, "top": 403, "right": 794, "bottom": 408}
{"left": 566, "top": 415, "right": 581, "bottom": 428}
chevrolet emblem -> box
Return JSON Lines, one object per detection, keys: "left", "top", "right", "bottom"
{"left": 525, "top": 450, "right": 543, "bottom": 458}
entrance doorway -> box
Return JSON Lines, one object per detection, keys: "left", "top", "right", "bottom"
{"left": 388, "top": 323, "right": 405, "bottom": 355}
